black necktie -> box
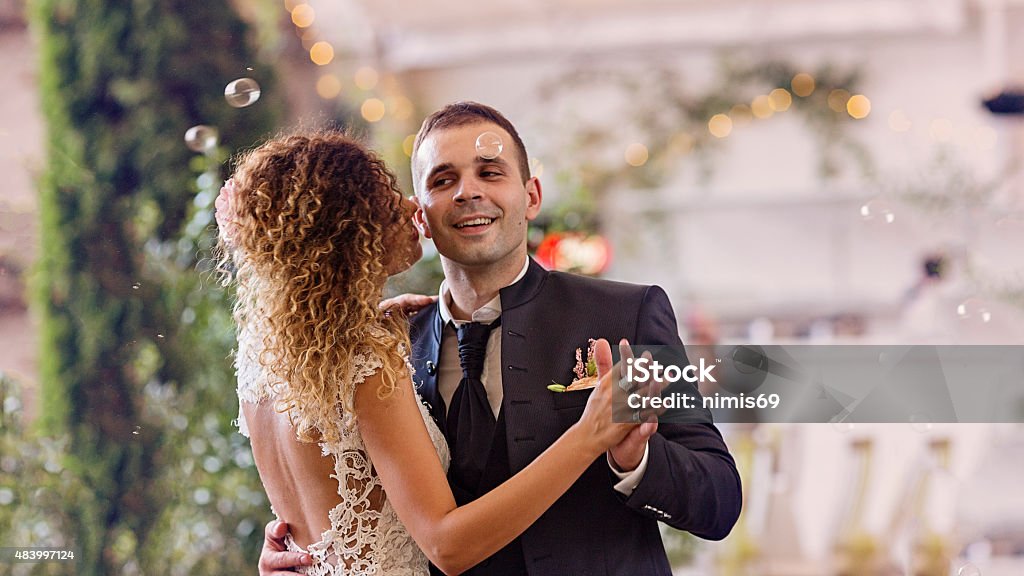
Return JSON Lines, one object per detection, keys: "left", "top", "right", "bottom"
{"left": 446, "top": 318, "right": 501, "bottom": 493}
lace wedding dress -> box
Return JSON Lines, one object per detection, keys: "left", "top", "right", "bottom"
{"left": 235, "top": 320, "right": 450, "bottom": 575}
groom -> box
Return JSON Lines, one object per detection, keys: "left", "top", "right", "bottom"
{"left": 259, "top": 102, "right": 741, "bottom": 574}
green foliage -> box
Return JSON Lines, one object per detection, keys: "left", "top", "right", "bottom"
{"left": 20, "top": 1, "right": 281, "bottom": 573}
{"left": 533, "top": 56, "right": 871, "bottom": 222}
{"left": 0, "top": 373, "right": 83, "bottom": 576}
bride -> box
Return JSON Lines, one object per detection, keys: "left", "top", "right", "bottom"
{"left": 216, "top": 130, "right": 637, "bottom": 575}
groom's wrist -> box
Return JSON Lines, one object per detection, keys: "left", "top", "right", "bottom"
{"left": 608, "top": 444, "right": 650, "bottom": 495}
{"left": 607, "top": 452, "right": 636, "bottom": 473}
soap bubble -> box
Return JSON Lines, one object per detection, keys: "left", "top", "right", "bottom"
{"left": 475, "top": 131, "right": 503, "bottom": 159}
{"left": 909, "top": 413, "right": 934, "bottom": 433}
{"left": 957, "top": 298, "right": 992, "bottom": 324}
{"left": 830, "top": 412, "right": 855, "bottom": 433}
{"left": 958, "top": 564, "right": 981, "bottom": 576}
{"left": 859, "top": 198, "right": 896, "bottom": 224}
{"left": 184, "top": 125, "right": 218, "bottom": 153}
{"left": 224, "top": 77, "right": 261, "bottom": 108}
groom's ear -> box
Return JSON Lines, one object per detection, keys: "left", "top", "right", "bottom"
{"left": 410, "top": 195, "right": 432, "bottom": 239}
{"left": 525, "top": 177, "right": 542, "bottom": 221}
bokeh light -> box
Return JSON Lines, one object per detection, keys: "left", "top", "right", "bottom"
{"left": 751, "top": 95, "right": 774, "bottom": 119}
{"left": 708, "top": 114, "right": 733, "bottom": 138}
{"left": 791, "top": 73, "right": 815, "bottom": 97}
{"left": 361, "top": 98, "right": 386, "bottom": 122}
{"left": 315, "top": 74, "right": 342, "bottom": 99}
{"left": 730, "top": 104, "right": 753, "bottom": 126}
{"left": 402, "top": 134, "right": 416, "bottom": 158}
{"left": 309, "top": 42, "right": 334, "bottom": 66}
{"left": 290, "top": 4, "right": 315, "bottom": 28}
{"left": 389, "top": 96, "right": 414, "bottom": 120}
{"left": 846, "top": 94, "right": 871, "bottom": 119}
{"left": 828, "top": 89, "right": 851, "bottom": 113}
{"left": 670, "top": 132, "right": 695, "bottom": 154}
{"left": 768, "top": 88, "right": 792, "bottom": 112}
{"left": 354, "top": 67, "right": 379, "bottom": 91}
{"left": 624, "top": 142, "right": 649, "bottom": 166}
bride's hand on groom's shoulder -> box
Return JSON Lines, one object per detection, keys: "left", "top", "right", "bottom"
{"left": 379, "top": 293, "right": 437, "bottom": 317}
{"left": 258, "top": 520, "right": 311, "bottom": 576}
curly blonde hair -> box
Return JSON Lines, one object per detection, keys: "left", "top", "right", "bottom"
{"left": 220, "top": 130, "right": 411, "bottom": 443}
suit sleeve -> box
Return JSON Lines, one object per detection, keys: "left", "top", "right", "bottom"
{"left": 616, "top": 285, "right": 742, "bottom": 540}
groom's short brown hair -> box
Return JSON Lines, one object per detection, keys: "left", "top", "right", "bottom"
{"left": 412, "top": 101, "right": 532, "bottom": 189}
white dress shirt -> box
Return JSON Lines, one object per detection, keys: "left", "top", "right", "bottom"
{"left": 435, "top": 257, "right": 648, "bottom": 495}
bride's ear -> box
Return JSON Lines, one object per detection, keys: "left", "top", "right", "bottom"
{"left": 410, "top": 195, "right": 432, "bottom": 239}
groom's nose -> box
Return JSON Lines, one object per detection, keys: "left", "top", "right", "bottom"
{"left": 452, "top": 177, "right": 483, "bottom": 203}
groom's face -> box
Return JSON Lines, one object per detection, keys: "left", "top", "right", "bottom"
{"left": 412, "top": 122, "right": 541, "bottom": 268}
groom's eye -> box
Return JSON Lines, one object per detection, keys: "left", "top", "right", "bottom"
{"left": 430, "top": 176, "right": 453, "bottom": 189}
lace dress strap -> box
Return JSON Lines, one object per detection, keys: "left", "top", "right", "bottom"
{"left": 233, "top": 319, "right": 280, "bottom": 438}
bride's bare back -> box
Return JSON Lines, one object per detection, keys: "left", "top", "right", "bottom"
{"left": 242, "top": 402, "right": 344, "bottom": 551}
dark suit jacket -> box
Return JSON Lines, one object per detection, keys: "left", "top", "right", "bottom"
{"left": 409, "top": 258, "right": 742, "bottom": 575}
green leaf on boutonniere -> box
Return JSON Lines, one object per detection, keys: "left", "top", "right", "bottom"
{"left": 547, "top": 383, "right": 567, "bottom": 393}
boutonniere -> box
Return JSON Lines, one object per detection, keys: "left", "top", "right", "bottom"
{"left": 548, "top": 339, "right": 600, "bottom": 392}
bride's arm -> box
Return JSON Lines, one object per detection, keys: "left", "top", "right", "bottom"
{"left": 356, "top": 339, "right": 633, "bottom": 575}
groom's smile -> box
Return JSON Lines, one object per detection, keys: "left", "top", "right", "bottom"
{"left": 451, "top": 214, "right": 498, "bottom": 235}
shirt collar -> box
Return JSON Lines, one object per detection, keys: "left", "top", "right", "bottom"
{"left": 438, "top": 256, "right": 530, "bottom": 326}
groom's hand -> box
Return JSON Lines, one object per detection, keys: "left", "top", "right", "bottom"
{"left": 607, "top": 340, "right": 660, "bottom": 472}
{"left": 258, "top": 520, "right": 311, "bottom": 576}
{"left": 608, "top": 422, "right": 657, "bottom": 472}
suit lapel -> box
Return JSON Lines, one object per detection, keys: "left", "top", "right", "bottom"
{"left": 499, "top": 257, "right": 547, "bottom": 311}
{"left": 409, "top": 303, "right": 446, "bottom": 433}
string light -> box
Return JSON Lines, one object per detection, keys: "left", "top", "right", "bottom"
{"left": 708, "top": 114, "right": 733, "bottom": 138}
{"left": 751, "top": 95, "right": 774, "bottom": 119}
{"left": 828, "top": 89, "right": 851, "bottom": 113}
{"left": 769, "top": 88, "right": 792, "bottom": 112}
{"left": 846, "top": 95, "right": 871, "bottom": 119}
{"left": 290, "top": 4, "right": 315, "bottom": 27}
{"left": 730, "top": 104, "right": 753, "bottom": 126}
{"left": 309, "top": 41, "right": 334, "bottom": 65}
{"left": 791, "top": 73, "right": 815, "bottom": 97}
